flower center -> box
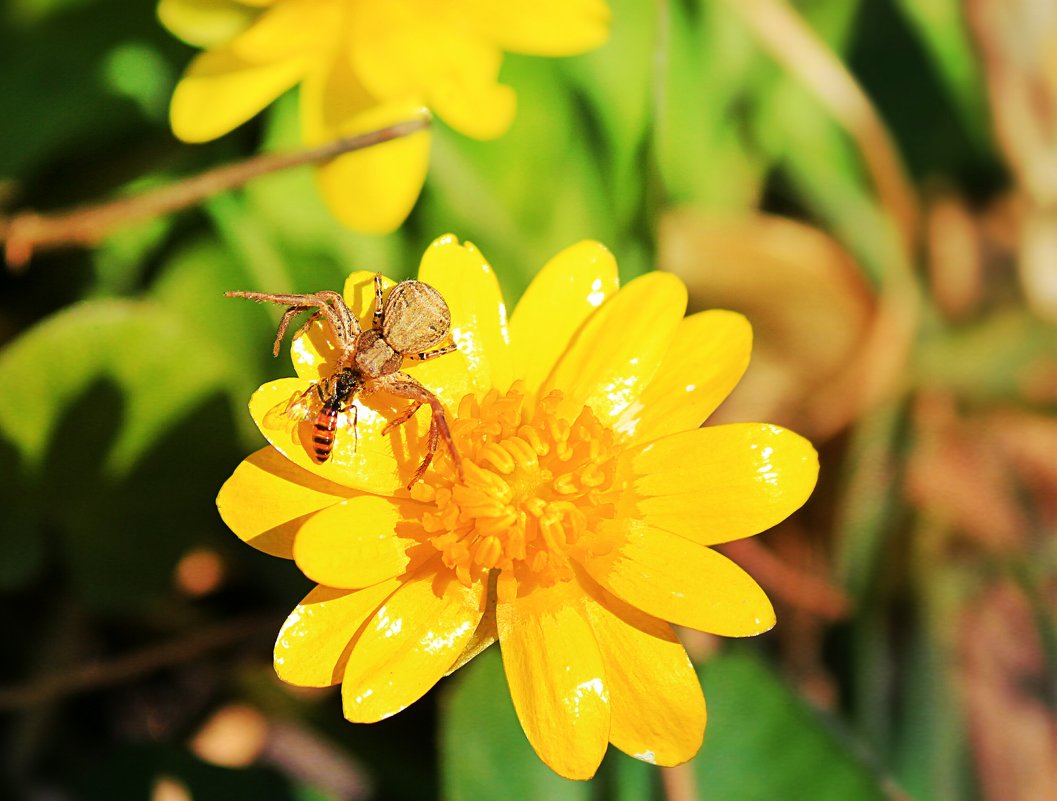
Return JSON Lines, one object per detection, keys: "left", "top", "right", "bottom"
{"left": 409, "top": 384, "right": 618, "bottom": 599}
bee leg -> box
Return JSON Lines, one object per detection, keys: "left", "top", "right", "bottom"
{"left": 407, "top": 342, "right": 458, "bottom": 362}
{"left": 372, "top": 274, "right": 385, "bottom": 331}
{"left": 381, "top": 401, "right": 422, "bottom": 435}
{"left": 351, "top": 403, "right": 359, "bottom": 452}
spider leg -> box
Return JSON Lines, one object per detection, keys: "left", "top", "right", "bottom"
{"left": 381, "top": 401, "right": 422, "bottom": 435}
{"left": 373, "top": 373, "right": 462, "bottom": 487}
{"left": 226, "top": 291, "right": 348, "bottom": 349}
{"left": 292, "top": 309, "right": 324, "bottom": 343}
{"left": 406, "top": 342, "right": 458, "bottom": 362}
{"left": 372, "top": 274, "right": 385, "bottom": 331}
{"left": 314, "top": 290, "right": 361, "bottom": 339}
{"left": 274, "top": 306, "right": 312, "bottom": 356}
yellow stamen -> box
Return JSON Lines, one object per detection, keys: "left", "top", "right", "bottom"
{"left": 414, "top": 383, "right": 619, "bottom": 590}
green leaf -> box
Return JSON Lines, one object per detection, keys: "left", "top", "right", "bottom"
{"left": 605, "top": 750, "right": 657, "bottom": 801}
{"left": 560, "top": 0, "right": 656, "bottom": 227}
{"left": 891, "top": 0, "right": 988, "bottom": 146}
{"left": 0, "top": 0, "right": 184, "bottom": 180}
{"left": 695, "top": 650, "right": 894, "bottom": 801}
{"left": 653, "top": 1, "right": 768, "bottom": 211}
{"left": 440, "top": 647, "right": 590, "bottom": 801}
{"left": 0, "top": 298, "right": 228, "bottom": 474}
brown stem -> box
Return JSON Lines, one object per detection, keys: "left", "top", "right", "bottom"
{"left": 1, "top": 115, "right": 431, "bottom": 271}
{"left": 728, "top": 0, "right": 922, "bottom": 439}
{"left": 728, "top": 0, "right": 917, "bottom": 255}
{"left": 660, "top": 763, "right": 698, "bottom": 801}
{"left": 0, "top": 614, "right": 277, "bottom": 710}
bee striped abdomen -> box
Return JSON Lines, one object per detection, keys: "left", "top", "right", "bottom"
{"left": 311, "top": 407, "right": 339, "bottom": 463}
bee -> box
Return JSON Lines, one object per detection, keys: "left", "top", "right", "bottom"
{"left": 228, "top": 276, "right": 463, "bottom": 487}
{"left": 266, "top": 367, "right": 363, "bottom": 465}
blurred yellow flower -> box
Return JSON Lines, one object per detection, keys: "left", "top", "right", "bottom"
{"left": 158, "top": 0, "right": 610, "bottom": 232}
{"left": 217, "top": 235, "right": 819, "bottom": 779}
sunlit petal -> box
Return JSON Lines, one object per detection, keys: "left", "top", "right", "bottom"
{"left": 509, "top": 241, "right": 618, "bottom": 394}
{"left": 342, "top": 561, "right": 485, "bottom": 722}
{"left": 615, "top": 310, "right": 752, "bottom": 442}
{"left": 582, "top": 520, "right": 776, "bottom": 637}
{"left": 416, "top": 234, "right": 513, "bottom": 400}
{"left": 542, "top": 272, "right": 686, "bottom": 425}
{"left": 445, "top": 584, "right": 498, "bottom": 675}
{"left": 274, "top": 579, "right": 400, "bottom": 687}
{"left": 616, "top": 424, "right": 819, "bottom": 546}
{"left": 216, "top": 446, "right": 354, "bottom": 558}
{"left": 294, "top": 495, "right": 421, "bottom": 589}
{"left": 582, "top": 578, "right": 705, "bottom": 765}
{"left": 497, "top": 579, "right": 609, "bottom": 780}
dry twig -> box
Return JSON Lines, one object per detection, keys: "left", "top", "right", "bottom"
{"left": 0, "top": 115, "right": 431, "bottom": 270}
{"left": 0, "top": 614, "right": 277, "bottom": 710}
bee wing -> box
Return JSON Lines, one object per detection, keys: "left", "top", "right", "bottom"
{"left": 264, "top": 386, "right": 320, "bottom": 428}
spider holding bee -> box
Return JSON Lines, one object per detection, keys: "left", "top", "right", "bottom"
{"left": 227, "top": 275, "right": 463, "bottom": 488}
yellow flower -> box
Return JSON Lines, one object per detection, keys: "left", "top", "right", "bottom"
{"left": 158, "top": 0, "right": 610, "bottom": 232}
{"left": 217, "top": 235, "right": 819, "bottom": 779}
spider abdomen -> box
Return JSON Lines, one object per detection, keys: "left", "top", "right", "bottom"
{"left": 381, "top": 280, "right": 451, "bottom": 353}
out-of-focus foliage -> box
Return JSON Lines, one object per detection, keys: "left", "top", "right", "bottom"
{"left": 1, "top": 0, "right": 1055, "bottom": 798}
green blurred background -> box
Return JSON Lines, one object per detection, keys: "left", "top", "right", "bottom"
{"left": 2, "top": 0, "right": 1055, "bottom": 799}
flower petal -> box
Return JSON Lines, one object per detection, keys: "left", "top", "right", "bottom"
{"left": 341, "top": 561, "right": 485, "bottom": 722}
{"left": 274, "top": 579, "right": 400, "bottom": 687}
{"left": 301, "top": 53, "right": 430, "bottom": 233}
{"left": 616, "top": 424, "right": 819, "bottom": 546}
{"left": 428, "top": 73, "right": 515, "bottom": 141}
{"left": 468, "top": 0, "right": 611, "bottom": 56}
{"left": 170, "top": 46, "right": 306, "bottom": 142}
{"left": 445, "top": 593, "right": 497, "bottom": 676}
{"left": 582, "top": 578, "right": 705, "bottom": 766}
{"left": 293, "top": 495, "right": 420, "bottom": 589}
{"left": 415, "top": 235, "right": 513, "bottom": 400}
{"left": 496, "top": 579, "right": 609, "bottom": 780}
{"left": 216, "top": 446, "right": 354, "bottom": 558}
{"left": 349, "top": 3, "right": 515, "bottom": 140}
{"left": 542, "top": 272, "right": 687, "bottom": 426}
{"left": 582, "top": 520, "right": 775, "bottom": 637}
{"left": 509, "top": 241, "right": 618, "bottom": 394}
{"left": 228, "top": 0, "right": 340, "bottom": 63}
{"left": 249, "top": 377, "right": 432, "bottom": 495}
{"left": 158, "top": 0, "right": 262, "bottom": 48}
{"left": 614, "top": 310, "right": 753, "bottom": 442}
